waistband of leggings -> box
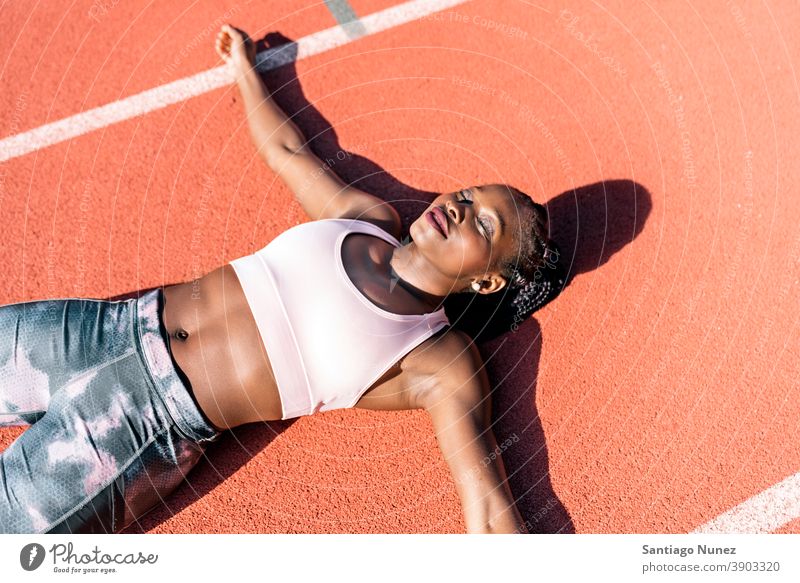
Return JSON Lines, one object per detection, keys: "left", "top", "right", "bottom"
{"left": 132, "top": 288, "right": 222, "bottom": 444}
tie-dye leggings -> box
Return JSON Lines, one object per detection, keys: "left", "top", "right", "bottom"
{"left": 0, "top": 288, "right": 222, "bottom": 533}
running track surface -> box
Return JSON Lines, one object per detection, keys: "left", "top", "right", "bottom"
{"left": 1, "top": 0, "right": 798, "bottom": 534}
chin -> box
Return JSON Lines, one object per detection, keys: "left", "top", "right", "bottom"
{"left": 405, "top": 222, "right": 432, "bottom": 261}
{"left": 410, "top": 217, "right": 438, "bottom": 247}
{"left": 409, "top": 219, "right": 424, "bottom": 241}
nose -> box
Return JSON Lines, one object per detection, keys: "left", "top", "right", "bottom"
{"left": 446, "top": 200, "right": 464, "bottom": 224}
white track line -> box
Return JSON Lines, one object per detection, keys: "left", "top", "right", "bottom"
{"left": 692, "top": 471, "right": 800, "bottom": 533}
{"left": 0, "top": 0, "right": 469, "bottom": 164}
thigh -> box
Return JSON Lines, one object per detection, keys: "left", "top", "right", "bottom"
{"left": 47, "top": 426, "right": 207, "bottom": 534}
{"left": 0, "top": 297, "right": 133, "bottom": 427}
{"left": 0, "top": 348, "right": 202, "bottom": 533}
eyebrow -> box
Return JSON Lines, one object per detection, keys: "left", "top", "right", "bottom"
{"left": 472, "top": 186, "right": 505, "bottom": 241}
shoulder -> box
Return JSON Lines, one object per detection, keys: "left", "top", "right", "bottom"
{"left": 404, "top": 327, "right": 486, "bottom": 409}
{"left": 405, "top": 327, "right": 477, "bottom": 371}
{"left": 349, "top": 207, "right": 403, "bottom": 242}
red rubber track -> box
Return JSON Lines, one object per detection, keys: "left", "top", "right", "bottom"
{"left": 1, "top": 0, "right": 798, "bottom": 534}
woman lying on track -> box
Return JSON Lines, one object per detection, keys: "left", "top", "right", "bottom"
{"left": 0, "top": 24, "right": 567, "bottom": 534}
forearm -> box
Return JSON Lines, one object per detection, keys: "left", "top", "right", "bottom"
{"left": 460, "top": 468, "right": 528, "bottom": 534}
{"left": 235, "top": 67, "right": 306, "bottom": 161}
{"left": 479, "top": 432, "right": 528, "bottom": 534}
{"left": 486, "top": 498, "right": 528, "bottom": 534}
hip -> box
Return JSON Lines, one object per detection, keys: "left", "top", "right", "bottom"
{"left": 0, "top": 288, "right": 221, "bottom": 533}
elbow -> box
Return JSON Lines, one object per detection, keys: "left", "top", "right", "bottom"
{"left": 278, "top": 139, "right": 306, "bottom": 155}
{"left": 488, "top": 519, "right": 529, "bottom": 534}
{"left": 486, "top": 505, "right": 529, "bottom": 534}
{"left": 465, "top": 517, "right": 492, "bottom": 535}
{"left": 274, "top": 124, "right": 309, "bottom": 158}
{"left": 465, "top": 512, "right": 526, "bottom": 535}
{"left": 463, "top": 508, "right": 492, "bottom": 534}
{"left": 466, "top": 521, "right": 527, "bottom": 535}
{"left": 263, "top": 142, "right": 302, "bottom": 170}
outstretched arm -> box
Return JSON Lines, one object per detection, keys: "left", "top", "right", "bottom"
{"left": 420, "top": 331, "right": 528, "bottom": 534}
{"left": 219, "top": 25, "right": 401, "bottom": 233}
{"left": 217, "top": 24, "right": 302, "bottom": 161}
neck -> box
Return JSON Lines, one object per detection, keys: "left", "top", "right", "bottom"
{"left": 388, "top": 243, "right": 451, "bottom": 311}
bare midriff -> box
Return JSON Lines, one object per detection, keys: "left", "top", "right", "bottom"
{"left": 162, "top": 264, "right": 284, "bottom": 429}
{"left": 160, "top": 236, "right": 430, "bottom": 429}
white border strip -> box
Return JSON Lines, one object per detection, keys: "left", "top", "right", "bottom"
{"left": 692, "top": 471, "right": 800, "bottom": 533}
{"left": 0, "top": 0, "right": 469, "bottom": 164}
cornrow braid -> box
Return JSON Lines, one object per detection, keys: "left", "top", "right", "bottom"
{"left": 507, "top": 243, "right": 565, "bottom": 329}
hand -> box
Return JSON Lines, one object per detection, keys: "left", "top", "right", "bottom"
{"left": 215, "top": 24, "right": 257, "bottom": 74}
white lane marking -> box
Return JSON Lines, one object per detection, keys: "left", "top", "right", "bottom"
{"left": 0, "top": 67, "right": 232, "bottom": 164}
{"left": 0, "top": 0, "right": 470, "bottom": 164}
{"left": 692, "top": 471, "right": 800, "bottom": 533}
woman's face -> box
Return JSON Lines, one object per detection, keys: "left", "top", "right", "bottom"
{"left": 409, "top": 184, "right": 525, "bottom": 293}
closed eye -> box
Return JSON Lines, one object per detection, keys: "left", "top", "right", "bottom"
{"left": 459, "top": 189, "right": 493, "bottom": 240}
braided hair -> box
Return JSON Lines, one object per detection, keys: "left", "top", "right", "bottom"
{"left": 506, "top": 242, "right": 566, "bottom": 326}
{"left": 442, "top": 185, "right": 568, "bottom": 343}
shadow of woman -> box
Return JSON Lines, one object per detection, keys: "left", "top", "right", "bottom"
{"left": 114, "top": 27, "right": 652, "bottom": 533}
{"left": 479, "top": 180, "right": 652, "bottom": 533}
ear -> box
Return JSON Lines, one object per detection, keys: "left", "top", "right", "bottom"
{"left": 474, "top": 273, "right": 507, "bottom": 295}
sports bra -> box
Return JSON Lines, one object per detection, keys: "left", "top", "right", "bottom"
{"left": 229, "top": 218, "right": 451, "bottom": 420}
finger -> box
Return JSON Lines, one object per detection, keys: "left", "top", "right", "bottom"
{"left": 223, "top": 24, "right": 242, "bottom": 40}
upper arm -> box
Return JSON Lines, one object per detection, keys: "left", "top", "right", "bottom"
{"left": 420, "top": 331, "right": 527, "bottom": 534}
{"left": 266, "top": 143, "right": 402, "bottom": 238}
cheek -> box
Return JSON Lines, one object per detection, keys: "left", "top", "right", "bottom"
{"left": 461, "top": 231, "right": 492, "bottom": 259}
{"left": 446, "top": 236, "right": 491, "bottom": 274}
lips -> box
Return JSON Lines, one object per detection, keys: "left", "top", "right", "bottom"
{"left": 426, "top": 206, "right": 449, "bottom": 238}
